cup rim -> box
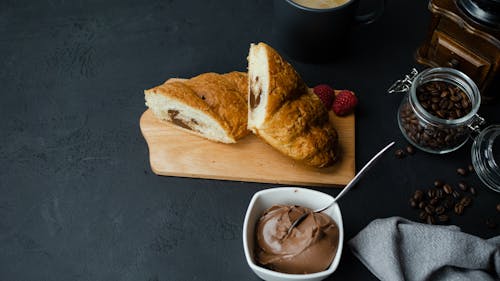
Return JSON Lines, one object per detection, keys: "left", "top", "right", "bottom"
{"left": 242, "top": 187, "right": 344, "bottom": 280}
{"left": 284, "top": 0, "right": 355, "bottom": 12}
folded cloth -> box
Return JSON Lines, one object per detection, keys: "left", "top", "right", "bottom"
{"left": 348, "top": 217, "right": 500, "bottom": 281}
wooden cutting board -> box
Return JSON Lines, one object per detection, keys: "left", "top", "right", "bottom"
{"left": 140, "top": 108, "right": 355, "bottom": 187}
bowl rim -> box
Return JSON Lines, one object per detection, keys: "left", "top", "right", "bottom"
{"left": 242, "top": 187, "right": 344, "bottom": 279}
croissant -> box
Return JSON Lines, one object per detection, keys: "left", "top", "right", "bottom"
{"left": 247, "top": 42, "right": 339, "bottom": 168}
{"left": 144, "top": 71, "right": 249, "bottom": 143}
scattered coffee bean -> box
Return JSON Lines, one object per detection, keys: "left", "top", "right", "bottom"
{"left": 426, "top": 215, "right": 436, "bottom": 225}
{"left": 419, "top": 211, "right": 428, "bottom": 221}
{"left": 395, "top": 149, "right": 405, "bottom": 159}
{"left": 427, "top": 188, "right": 436, "bottom": 199}
{"left": 458, "top": 181, "right": 468, "bottom": 191}
{"left": 497, "top": 203, "right": 500, "bottom": 213}
{"left": 454, "top": 203, "right": 464, "bottom": 215}
{"left": 434, "top": 180, "right": 444, "bottom": 188}
{"left": 406, "top": 145, "right": 415, "bottom": 155}
{"left": 457, "top": 168, "right": 467, "bottom": 176}
{"left": 435, "top": 206, "right": 445, "bottom": 215}
{"left": 443, "top": 184, "right": 453, "bottom": 194}
{"left": 430, "top": 198, "right": 439, "bottom": 206}
{"left": 438, "top": 214, "right": 450, "bottom": 222}
{"left": 408, "top": 171, "right": 483, "bottom": 226}
{"left": 436, "top": 189, "right": 445, "bottom": 199}
{"left": 425, "top": 205, "right": 435, "bottom": 215}
{"left": 468, "top": 164, "right": 474, "bottom": 173}
{"left": 485, "top": 219, "right": 497, "bottom": 229}
{"left": 470, "top": 186, "right": 476, "bottom": 196}
{"left": 409, "top": 198, "right": 417, "bottom": 208}
{"left": 459, "top": 196, "right": 472, "bottom": 207}
{"left": 413, "top": 190, "right": 424, "bottom": 202}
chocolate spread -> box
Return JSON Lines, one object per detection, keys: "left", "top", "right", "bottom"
{"left": 167, "top": 109, "right": 193, "bottom": 130}
{"left": 254, "top": 205, "right": 339, "bottom": 274}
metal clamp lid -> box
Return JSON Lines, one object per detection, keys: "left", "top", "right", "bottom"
{"left": 388, "top": 68, "right": 419, "bottom": 94}
{"left": 468, "top": 114, "right": 487, "bottom": 140}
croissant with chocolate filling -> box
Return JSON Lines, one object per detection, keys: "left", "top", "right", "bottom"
{"left": 145, "top": 71, "right": 249, "bottom": 143}
{"left": 247, "top": 42, "right": 339, "bottom": 168}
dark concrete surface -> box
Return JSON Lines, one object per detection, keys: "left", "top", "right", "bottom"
{"left": 0, "top": 0, "right": 499, "bottom": 280}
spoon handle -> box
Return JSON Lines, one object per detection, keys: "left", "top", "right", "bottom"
{"left": 286, "top": 141, "right": 396, "bottom": 235}
{"left": 314, "top": 141, "right": 395, "bottom": 213}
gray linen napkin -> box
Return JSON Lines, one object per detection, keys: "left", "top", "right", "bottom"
{"left": 348, "top": 217, "right": 500, "bottom": 281}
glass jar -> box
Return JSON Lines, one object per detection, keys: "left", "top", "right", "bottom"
{"left": 389, "top": 67, "right": 500, "bottom": 192}
{"left": 390, "top": 67, "right": 484, "bottom": 154}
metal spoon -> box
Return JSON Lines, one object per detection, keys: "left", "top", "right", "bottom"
{"left": 287, "top": 141, "right": 395, "bottom": 233}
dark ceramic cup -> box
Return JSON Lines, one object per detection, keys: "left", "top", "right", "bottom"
{"left": 273, "top": 0, "right": 386, "bottom": 62}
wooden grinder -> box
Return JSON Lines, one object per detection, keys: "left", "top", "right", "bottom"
{"left": 416, "top": 0, "right": 500, "bottom": 103}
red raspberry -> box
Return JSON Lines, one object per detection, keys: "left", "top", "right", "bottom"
{"left": 332, "top": 90, "right": 358, "bottom": 116}
{"left": 313, "top": 84, "right": 335, "bottom": 109}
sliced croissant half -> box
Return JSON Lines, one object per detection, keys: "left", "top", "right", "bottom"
{"left": 145, "top": 71, "right": 249, "bottom": 143}
{"left": 247, "top": 42, "right": 339, "bottom": 167}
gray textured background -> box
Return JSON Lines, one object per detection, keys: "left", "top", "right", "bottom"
{"left": 0, "top": 0, "right": 499, "bottom": 280}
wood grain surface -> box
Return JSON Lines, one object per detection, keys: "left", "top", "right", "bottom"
{"left": 140, "top": 108, "right": 355, "bottom": 187}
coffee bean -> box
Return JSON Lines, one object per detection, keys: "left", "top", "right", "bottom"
{"left": 470, "top": 187, "right": 476, "bottom": 196}
{"left": 413, "top": 190, "right": 424, "bottom": 202}
{"left": 438, "top": 214, "right": 449, "bottom": 222}
{"left": 395, "top": 149, "right": 405, "bottom": 159}
{"left": 457, "top": 168, "right": 467, "bottom": 176}
{"left": 486, "top": 219, "right": 497, "bottom": 229}
{"left": 434, "top": 180, "right": 444, "bottom": 188}
{"left": 419, "top": 211, "right": 428, "bottom": 221}
{"left": 430, "top": 198, "right": 439, "bottom": 206}
{"left": 450, "top": 94, "right": 461, "bottom": 102}
{"left": 443, "top": 184, "right": 453, "bottom": 194}
{"left": 427, "top": 189, "right": 437, "bottom": 199}
{"left": 496, "top": 203, "right": 500, "bottom": 213}
{"left": 406, "top": 145, "right": 415, "bottom": 155}
{"left": 416, "top": 81, "right": 471, "bottom": 120}
{"left": 425, "top": 205, "right": 435, "bottom": 214}
{"left": 418, "top": 201, "right": 426, "bottom": 209}
{"left": 458, "top": 181, "right": 468, "bottom": 191}
{"left": 435, "top": 206, "right": 445, "bottom": 215}
{"left": 436, "top": 189, "right": 445, "bottom": 199}
{"left": 468, "top": 164, "right": 474, "bottom": 173}
{"left": 400, "top": 81, "right": 472, "bottom": 152}
{"left": 459, "top": 196, "right": 472, "bottom": 207}
{"left": 454, "top": 203, "right": 464, "bottom": 215}
{"left": 426, "top": 215, "right": 436, "bottom": 225}
{"left": 409, "top": 198, "right": 417, "bottom": 208}
{"left": 452, "top": 190, "right": 461, "bottom": 199}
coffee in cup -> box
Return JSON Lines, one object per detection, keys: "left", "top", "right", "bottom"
{"left": 291, "top": 0, "right": 351, "bottom": 9}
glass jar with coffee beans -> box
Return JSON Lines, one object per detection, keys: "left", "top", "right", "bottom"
{"left": 389, "top": 67, "right": 500, "bottom": 193}
{"left": 389, "top": 67, "right": 484, "bottom": 154}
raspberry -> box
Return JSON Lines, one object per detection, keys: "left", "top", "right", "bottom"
{"left": 332, "top": 90, "right": 358, "bottom": 116}
{"left": 313, "top": 84, "right": 335, "bottom": 109}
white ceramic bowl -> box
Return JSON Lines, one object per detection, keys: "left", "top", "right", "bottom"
{"left": 243, "top": 187, "right": 344, "bottom": 281}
